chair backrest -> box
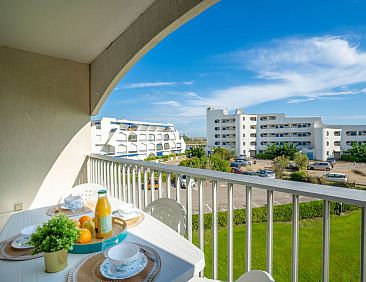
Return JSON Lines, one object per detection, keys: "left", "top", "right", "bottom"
{"left": 60, "top": 183, "right": 110, "bottom": 203}
{"left": 144, "top": 198, "right": 186, "bottom": 236}
{"left": 236, "top": 270, "right": 275, "bottom": 282}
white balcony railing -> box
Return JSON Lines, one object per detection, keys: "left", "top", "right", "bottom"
{"left": 86, "top": 154, "right": 366, "bottom": 282}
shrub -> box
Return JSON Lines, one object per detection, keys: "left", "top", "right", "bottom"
{"left": 192, "top": 201, "right": 359, "bottom": 230}
{"left": 273, "top": 155, "right": 289, "bottom": 179}
{"left": 29, "top": 214, "right": 80, "bottom": 254}
{"left": 290, "top": 171, "right": 307, "bottom": 182}
{"left": 256, "top": 153, "right": 272, "bottom": 160}
{"left": 341, "top": 154, "right": 356, "bottom": 162}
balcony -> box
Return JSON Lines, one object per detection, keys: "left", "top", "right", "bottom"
{"left": 87, "top": 154, "right": 366, "bottom": 281}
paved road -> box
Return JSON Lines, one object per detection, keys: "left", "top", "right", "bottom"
{"left": 139, "top": 181, "right": 315, "bottom": 214}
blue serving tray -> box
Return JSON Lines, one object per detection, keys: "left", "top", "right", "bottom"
{"left": 70, "top": 217, "right": 128, "bottom": 254}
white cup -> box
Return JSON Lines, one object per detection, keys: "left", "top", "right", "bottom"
{"left": 107, "top": 243, "right": 140, "bottom": 271}
{"left": 64, "top": 195, "right": 83, "bottom": 209}
{"left": 20, "top": 224, "right": 39, "bottom": 240}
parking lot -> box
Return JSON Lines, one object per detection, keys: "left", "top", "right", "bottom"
{"left": 143, "top": 159, "right": 366, "bottom": 214}
{"left": 240, "top": 159, "right": 366, "bottom": 185}
{"left": 142, "top": 180, "right": 315, "bottom": 214}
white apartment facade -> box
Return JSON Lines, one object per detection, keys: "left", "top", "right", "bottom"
{"left": 91, "top": 117, "right": 186, "bottom": 160}
{"left": 207, "top": 108, "right": 366, "bottom": 161}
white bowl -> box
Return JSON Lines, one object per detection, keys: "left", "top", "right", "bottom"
{"left": 20, "top": 224, "right": 39, "bottom": 240}
{"left": 63, "top": 195, "right": 83, "bottom": 209}
{"left": 107, "top": 243, "right": 140, "bottom": 267}
{"left": 117, "top": 203, "right": 134, "bottom": 214}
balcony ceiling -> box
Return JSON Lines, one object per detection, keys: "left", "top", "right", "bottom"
{"left": 0, "top": 0, "right": 154, "bottom": 63}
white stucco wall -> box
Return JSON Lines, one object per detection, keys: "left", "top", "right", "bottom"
{"left": 0, "top": 47, "right": 90, "bottom": 227}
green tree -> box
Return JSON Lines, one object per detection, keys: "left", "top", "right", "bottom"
{"left": 211, "top": 147, "right": 235, "bottom": 160}
{"left": 346, "top": 143, "right": 366, "bottom": 162}
{"left": 186, "top": 146, "right": 205, "bottom": 158}
{"left": 263, "top": 143, "right": 299, "bottom": 160}
{"left": 179, "top": 157, "right": 209, "bottom": 169}
{"left": 273, "top": 155, "right": 289, "bottom": 179}
{"left": 293, "top": 152, "right": 309, "bottom": 171}
{"left": 209, "top": 154, "right": 230, "bottom": 172}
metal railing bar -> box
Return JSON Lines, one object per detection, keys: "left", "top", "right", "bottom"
{"left": 266, "top": 190, "right": 274, "bottom": 275}
{"left": 246, "top": 186, "right": 252, "bottom": 272}
{"left": 322, "top": 200, "right": 330, "bottom": 282}
{"left": 212, "top": 180, "right": 218, "bottom": 279}
{"left": 88, "top": 154, "right": 366, "bottom": 206}
{"left": 137, "top": 167, "right": 142, "bottom": 209}
{"left": 228, "top": 182, "right": 234, "bottom": 282}
{"left": 187, "top": 175, "right": 193, "bottom": 242}
{"left": 198, "top": 178, "right": 204, "bottom": 278}
{"left": 292, "top": 194, "right": 299, "bottom": 282}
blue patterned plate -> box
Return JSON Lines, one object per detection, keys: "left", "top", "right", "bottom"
{"left": 100, "top": 253, "right": 148, "bottom": 279}
{"left": 11, "top": 236, "right": 32, "bottom": 249}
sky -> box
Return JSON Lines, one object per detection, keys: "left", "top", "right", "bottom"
{"left": 95, "top": 0, "right": 366, "bottom": 136}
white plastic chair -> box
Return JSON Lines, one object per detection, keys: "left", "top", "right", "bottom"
{"left": 236, "top": 270, "right": 275, "bottom": 282}
{"left": 144, "top": 198, "right": 186, "bottom": 236}
{"left": 60, "top": 183, "right": 110, "bottom": 204}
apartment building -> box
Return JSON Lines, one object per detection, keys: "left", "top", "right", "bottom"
{"left": 91, "top": 117, "right": 186, "bottom": 160}
{"left": 207, "top": 107, "right": 366, "bottom": 161}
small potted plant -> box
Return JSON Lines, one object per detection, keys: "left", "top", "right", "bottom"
{"left": 28, "top": 214, "right": 80, "bottom": 273}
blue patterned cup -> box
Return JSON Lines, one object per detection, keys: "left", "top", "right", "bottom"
{"left": 63, "top": 195, "right": 83, "bottom": 209}
{"left": 106, "top": 243, "right": 140, "bottom": 271}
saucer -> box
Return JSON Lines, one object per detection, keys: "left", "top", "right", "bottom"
{"left": 11, "top": 236, "right": 33, "bottom": 249}
{"left": 113, "top": 208, "right": 140, "bottom": 221}
{"left": 100, "top": 253, "right": 147, "bottom": 279}
{"left": 60, "top": 203, "right": 83, "bottom": 210}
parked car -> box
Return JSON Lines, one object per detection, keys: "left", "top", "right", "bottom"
{"left": 234, "top": 159, "right": 253, "bottom": 166}
{"left": 308, "top": 162, "right": 332, "bottom": 171}
{"left": 257, "top": 169, "right": 276, "bottom": 179}
{"left": 326, "top": 157, "right": 336, "bottom": 165}
{"left": 230, "top": 162, "right": 243, "bottom": 168}
{"left": 287, "top": 162, "right": 298, "bottom": 170}
{"left": 180, "top": 175, "right": 195, "bottom": 189}
{"left": 231, "top": 167, "right": 243, "bottom": 174}
{"left": 323, "top": 173, "right": 347, "bottom": 183}
{"left": 242, "top": 171, "right": 258, "bottom": 176}
{"left": 142, "top": 177, "right": 158, "bottom": 190}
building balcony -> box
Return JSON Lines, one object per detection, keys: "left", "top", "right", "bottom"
{"left": 86, "top": 154, "right": 366, "bottom": 281}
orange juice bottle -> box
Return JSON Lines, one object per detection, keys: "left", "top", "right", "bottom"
{"left": 95, "top": 190, "right": 112, "bottom": 239}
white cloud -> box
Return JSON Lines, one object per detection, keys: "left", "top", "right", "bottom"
{"left": 120, "top": 81, "right": 194, "bottom": 89}
{"left": 151, "top": 100, "right": 182, "bottom": 107}
{"left": 175, "top": 35, "right": 366, "bottom": 116}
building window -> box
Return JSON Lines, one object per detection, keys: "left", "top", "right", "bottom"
{"left": 215, "top": 127, "right": 220, "bottom": 131}
{"left": 214, "top": 119, "right": 220, "bottom": 123}
{"left": 334, "top": 141, "right": 340, "bottom": 146}
{"left": 326, "top": 141, "right": 329, "bottom": 146}
{"left": 250, "top": 141, "right": 256, "bottom": 145}
{"left": 242, "top": 117, "right": 245, "bottom": 121}
{"left": 215, "top": 142, "right": 220, "bottom": 145}
{"left": 326, "top": 131, "right": 329, "bottom": 136}
{"left": 242, "top": 125, "right": 245, "bottom": 129}
{"left": 243, "top": 142, "right": 246, "bottom": 145}
{"left": 327, "top": 151, "right": 330, "bottom": 156}
{"left": 250, "top": 133, "right": 256, "bottom": 137}
{"left": 260, "top": 116, "right": 268, "bottom": 121}
{"left": 242, "top": 133, "right": 245, "bottom": 137}
{"left": 215, "top": 134, "right": 220, "bottom": 138}
{"left": 334, "top": 131, "right": 341, "bottom": 136}
{"left": 250, "top": 117, "right": 257, "bottom": 121}
{"left": 128, "top": 134, "right": 137, "bottom": 142}
{"left": 156, "top": 143, "right": 163, "bottom": 151}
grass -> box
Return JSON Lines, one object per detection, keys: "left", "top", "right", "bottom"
{"left": 192, "top": 210, "right": 361, "bottom": 282}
